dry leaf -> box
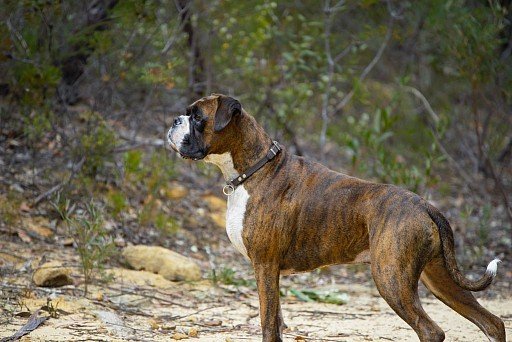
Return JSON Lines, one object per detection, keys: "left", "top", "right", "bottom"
{"left": 188, "top": 327, "right": 198, "bottom": 337}
{"left": 202, "top": 319, "right": 222, "bottom": 327}
{"left": 172, "top": 332, "right": 188, "bottom": 340}
{"left": 149, "top": 319, "right": 160, "bottom": 330}
{"left": 19, "top": 202, "right": 31, "bottom": 212}
{"left": 17, "top": 230, "right": 32, "bottom": 243}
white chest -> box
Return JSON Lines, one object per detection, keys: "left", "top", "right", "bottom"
{"left": 204, "top": 152, "right": 250, "bottom": 259}
{"left": 226, "top": 185, "right": 250, "bottom": 259}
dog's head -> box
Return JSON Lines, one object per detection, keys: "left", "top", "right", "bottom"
{"left": 166, "top": 94, "right": 242, "bottom": 160}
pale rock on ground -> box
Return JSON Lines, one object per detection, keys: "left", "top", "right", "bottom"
{"left": 160, "top": 181, "right": 190, "bottom": 200}
{"left": 202, "top": 194, "right": 227, "bottom": 228}
{"left": 32, "top": 261, "right": 73, "bottom": 287}
{"left": 122, "top": 245, "right": 201, "bottom": 281}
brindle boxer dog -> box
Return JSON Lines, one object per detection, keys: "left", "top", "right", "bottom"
{"left": 166, "top": 94, "right": 506, "bottom": 342}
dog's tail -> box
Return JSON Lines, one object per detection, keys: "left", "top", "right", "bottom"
{"left": 425, "top": 204, "right": 500, "bottom": 292}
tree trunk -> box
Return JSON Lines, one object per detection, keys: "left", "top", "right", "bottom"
{"left": 177, "top": 0, "right": 206, "bottom": 103}
{"left": 57, "top": 0, "right": 118, "bottom": 105}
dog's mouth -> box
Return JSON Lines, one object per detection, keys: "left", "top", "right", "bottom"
{"left": 166, "top": 132, "right": 206, "bottom": 161}
{"left": 174, "top": 146, "right": 206, "bottom": 161}
{"left": 179, "top": 151, "right": 206, "bottom": 161}
{"left": 166, "top": 139, "right": 180, "bottom": 154}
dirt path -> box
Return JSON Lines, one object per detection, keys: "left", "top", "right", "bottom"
{"left": 1, "top": 278, "right": 510, "bottom": 342}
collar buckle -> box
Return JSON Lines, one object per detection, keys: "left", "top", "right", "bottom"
{"left": 223, "top": 183, "right": 235, "bottom": 196}
{"left": 269, "top": 141, "right": 280, "bottom": 157}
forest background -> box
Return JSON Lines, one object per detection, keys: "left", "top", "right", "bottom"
{"left": 0, "top": 0, "right": 511, "bottom": 319}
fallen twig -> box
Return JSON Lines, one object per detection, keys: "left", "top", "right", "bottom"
{"left": 0, "top": 309, "right": 48, "bottom": 342}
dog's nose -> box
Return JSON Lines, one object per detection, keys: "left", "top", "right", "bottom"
{"left": 172, "top": 117, "right": 182, "bottom": 127}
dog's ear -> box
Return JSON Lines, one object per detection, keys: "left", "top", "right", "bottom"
{"left": 214, "top": 95, "right": 241, "bottom": 132}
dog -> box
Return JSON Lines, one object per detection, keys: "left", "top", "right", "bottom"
{"left": 166, "top": 94, "right": 506, "bottom": 341}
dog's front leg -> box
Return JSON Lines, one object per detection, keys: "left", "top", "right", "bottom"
{"left": 277, "top": 300, "right": 287, "bottom": 336}
{"left": 254, "top": 262, "right": 282, "bottom": 342}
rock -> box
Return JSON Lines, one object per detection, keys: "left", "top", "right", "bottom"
{"left": 114, "top": 236, "right": 126, "bottom": 247}
{"left": 172, "top": 332, "right": 188, "bottom": 340}
{"left": 202, "top": 194, "right": 226, "bottom": 228}
{"left": 161, "top": 321, "right": 177, "bottom": 330}
{"left": 209, "top": 212, "right": 226, "bottom": 228}
{"left": 188, "top": 327, "right": 198, "bottom": 337}
{"left": 17, "top": 230, "right": 32, "bottom": 243}
{"left": 161, "top": 182, "right": 189, "bottom": 200}
{"left": 203, "top": 319, "right": 222, "bottom": 327}
{"left": 149, "top": 319, "right": 160, "bottom": 330}
{"left": 122, "top": 246, "right": 201, "bottom": 281}
{"left": 18, "top": 296, "right": 92, "bottom": 314}
{"left": 103, "top": 220, "right": 116, "bottom": 232}
{"left": 0, "top": 252, "right": 24, "bottom": 267}
{"left": 19, "top": 202, "right": 31, "bottom": 212}
{"left": 22, "top": 217, "right": 54, "bottom": 239}
{"left": 61, "top": 238, "right": 74, "bottom": 246}
{"left": 94, "top": 291, "right": 104, "bottom": 301}
{"left": 108, "top": 268, "right": 176, "bottom": 288}
{"left": 33, "top": 261, "right": 73, "bottom": 287}
{"left": 202, "top": 194, "right": 226, "bottom": 212}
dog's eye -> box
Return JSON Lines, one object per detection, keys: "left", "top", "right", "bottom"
{"left": 192, "top": 113, "right": 202, "bottom": 122}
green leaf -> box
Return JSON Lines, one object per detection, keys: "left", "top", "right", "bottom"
{"left": 289, "top": 289, "right": 314, "bottom": 302}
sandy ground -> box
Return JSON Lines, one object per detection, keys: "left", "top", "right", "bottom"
{"left": 1, "top": 278, "right": 510, "bottom": 342}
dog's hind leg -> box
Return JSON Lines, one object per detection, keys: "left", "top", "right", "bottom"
{"left": 421, "top": 257, "right": 506, "bottom": 342}
{"left": 371, "top": 251, "right": 445, "bottom": 341}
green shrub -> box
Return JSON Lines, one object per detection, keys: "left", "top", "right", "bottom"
{"left": 334, "top": 107, "right": 439, "bottom": 192}
{"left": 106, "top": 189, "right": 127, "bottom": 219}
{"left": 72, "top": 111, "right": 117, "bottom": 178}
{"left": 209, "top": 267, "right": 254, "bottom": 287}
{"left": 53, "top": 197, "right": 116, "bottom": 297}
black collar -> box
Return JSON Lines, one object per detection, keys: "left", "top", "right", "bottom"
{"left": 223, "top": 141, "right": 282, "bottom": 195}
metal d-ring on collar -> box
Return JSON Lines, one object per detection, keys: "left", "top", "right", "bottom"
{"left": 222, "top": 141, "right": 282, "bottom": 196}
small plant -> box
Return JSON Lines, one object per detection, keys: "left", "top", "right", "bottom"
{"left": 209, "top": 267, "right": 254, "bottom": 287}
{"left": 477, "top": 204, "right": 492, "bottom": 248}
{"left": 288, "top": 288, "right": 349, "bottom": 305}
{"left": 52, "top": 196, "right": 115, "bottom": 296}
{"left": 459, "top": 204, "right": 494, "bottom": 263}
{"left": 138, "top": 199, "right": 180, "bottom": 235}
{"left": 0, "top": 191, "right": 23, "bottom": 227}
{"left": 42, "top": 298, "right": 61, "bottom": 319}
{"left": 72, "top": 111, "right": 117, "bottom": 178}
{"left": 124, "top": 150, "right": 143, "bottom": 177}
{"left": 128, "top": 149, "right": 179, "bottom": 234}
{"left": 154, "top": 212, "right": 180, "bottom": 235}
{"left": 106, "top": 189, "right": 127, "bottom": 219}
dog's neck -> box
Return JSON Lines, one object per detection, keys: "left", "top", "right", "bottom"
{"left": 205, "top": 112, "right": 279, "bottom": 182}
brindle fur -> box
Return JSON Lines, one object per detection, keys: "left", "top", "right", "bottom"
{"left": 169, "top": 94, "right": 506, "bottom": 342}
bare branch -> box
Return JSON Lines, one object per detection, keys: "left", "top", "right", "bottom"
{"left": 6, "top": 18, "right": 30, "bottom": 55}
{"left": 333, "top": 19, "right": 393, "bottom": 113}
{"left": 402, "top": 85, "right": 440, "bottom": 124}
{"left": 403, "top": 86, "right": 489, "bottom": 198}
{"left": 161, "top": 1, "right": 192, "bottom": 54}
{"left": 320, "top": 0, "right": 336, "bottom": 159}
{"left": 331, "top": 0, "right": 346, "bottom": 12}
{"left": 115, "top": 130, "right": 165, "bottom": 152}
{"left": 333, "top": 44, "right": 353, "bottom": 64}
